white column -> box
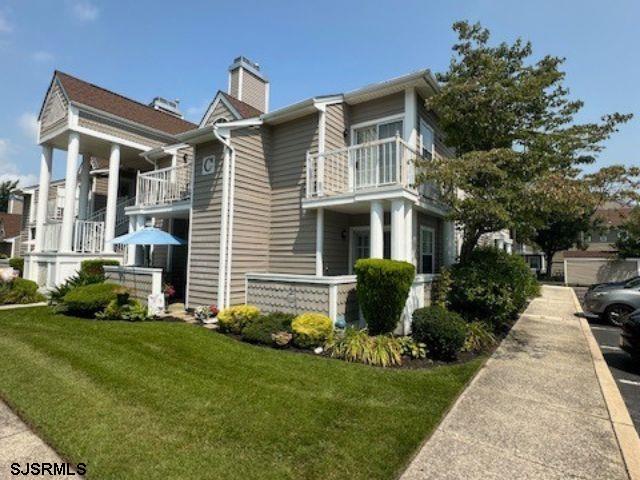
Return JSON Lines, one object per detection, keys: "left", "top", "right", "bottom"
{"left": 315, "top": 207, "right": 324, "bottom": 276}
{"left": 78, "top": 154, "right": 91, "bottom": 220}
{"left": 370, "top": 200, "right": 384, "bottom": 258}
{"left": 391, "top": 199, "right": 405, "bottom": 260}
{"left": 404, "top": 87, "right": 418, "bottom": 186}
{"left": 442, "top": 220, "right": 456, "bottom": 267}
{"left": 34, "top": 145, "right": 53, "bottom": 252}
{"left": 60, "top": 132, "right": 80, "bottom": 253}
{"left": 404, "top": 201, "right": 414, "bottom": 264}
{"left": 103, "top": 143, "right": 120, "bottom": 253}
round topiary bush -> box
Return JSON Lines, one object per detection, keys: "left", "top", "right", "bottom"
{"left": 291, "top": 312, "right": 333, "bottom": 349}
{"left": 411, "top": 306, "right": 467, "bottom": 360}
{"left": 62, "top": 282, "right": 122, "bottom": 317}
{"left": 241, "top": 312, "right": 295, "bottom": 345}
{"left": 354, "top": 258, "right": 415, "bottom": 335}
{"left": 217, "top": 305, "right": 260, "bottom": 334}
{"left": 449, "top": 247, "right": 539, "bottom": 330}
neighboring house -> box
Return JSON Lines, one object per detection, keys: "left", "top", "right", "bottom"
{"left": 0, "top": 213, "right": 22, "bottom": 258}
{"left": 479, "top": 230, "right": 513, "bottom": 254}
{"left": 515, "top": 203, "right": 633, "bottom": 277}
{"left": 25, "top": 56, "right": 456, "bottom": 331}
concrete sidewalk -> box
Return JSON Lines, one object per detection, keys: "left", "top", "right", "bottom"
{"left": 0, "top": 401, "right": 80, "bottom": 479}
{"left": 402, "top": 286, "right": 633, "bottom": 480}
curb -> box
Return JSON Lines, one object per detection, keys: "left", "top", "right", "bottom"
{"left": 570, "top": 288, "right": 640, "bottom": 480}
{"left": 0, "top": 302, "right": 47, "bottom": 311}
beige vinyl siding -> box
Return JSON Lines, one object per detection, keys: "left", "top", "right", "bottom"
{"left": 229, "top": 70, "right": 240, "bottom": 99}
{"left": 239, "top": 69, "right": 266, "bottom": 113}
{"left": 348, "top": 92, "right": 404, "bottom": 128}
{"left": 269, "top": 113, "right": 319, "bottom": 275}
{"left": 228, "top": 127, "right": 271, "bottom": 304}
{"left": 325, "top": 103, "right": 348, "bottom": 151}
{"left": 323, "top": 210, "right": 350, "bottom": 275}
{"left": 187, "top": 141, "right": 225, "bottom": 307}
{"left": 204, "top": 99, "right": 237, "bottom": 127}
{"left": 40, "top": 81, "right": 68, "bottom": 137}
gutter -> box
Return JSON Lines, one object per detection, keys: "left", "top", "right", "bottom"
{"left": 212, "top": 124, "right": 236, "bottom": 309}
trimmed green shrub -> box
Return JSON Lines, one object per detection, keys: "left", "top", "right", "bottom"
{"left": 431, "top": 267, "right": 452, "bottom": 309}
{"left": 449, "top": 247, "right": 539, "bottom": 330}
{"left": 412, "top": 306, "right": 467, "bottom": 360}
{"left": 241, "top": 312, "right": 295, "bottom": 345}
{"left": 49, "top": 271, "right": 104, "bottom": 306}
{"left": 291, "top": 312, "right": 333, "bottom": 349}
{"left": 325, "top": 328, "right": 403, "bottom": 367}
{"left": 354, "top": 259, "right": 416, "bottom": 335}
{"left": 217, "top": 305, "right": 260, "bottom": 334}
{"left": 0, "top": 278, "right": 44, "bottom": 305}
{"left": 80, "top": 259, "right": 119, "bottom": 277}
{"left": 9, "top": 257, "right": 24, "bottom": 276}
{"left": 62, "top": 283, "right": 121, "bottom": 317}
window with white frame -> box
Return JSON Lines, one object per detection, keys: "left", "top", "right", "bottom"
{"left": 420, "top": 226, "right": 435, "bottom": 274}
{"left": 419, "top": 119, "right": 435, "bottom": 160}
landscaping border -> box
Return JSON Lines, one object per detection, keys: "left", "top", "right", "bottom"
{"left": 0, "top": 302, "right": 47, "bottom": 310}
{"left": 570, "top": 288, "right": 640, "bottom": 480}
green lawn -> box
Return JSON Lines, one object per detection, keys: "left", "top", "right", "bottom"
{"left": 0, "top": 307, "right": 482, "bottom": 480}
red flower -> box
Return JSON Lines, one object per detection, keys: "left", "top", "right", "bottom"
{"left": 209, "top": 304, "right": 219, "bottom": 316}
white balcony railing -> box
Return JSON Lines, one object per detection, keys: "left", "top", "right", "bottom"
{"left": 136, "top": 162, "right": 192, "bottom": 207}
{"left": 46, "top": 200, "right": 64, "bottom": 221}
{"left": 306, "top": 136, "right": 440, "bottom": 200}
{"left": 42, "top": 222, "right": 62, "bottom": 252}
{"left": 74, "top": 220, "right": 105, "bottom": 254}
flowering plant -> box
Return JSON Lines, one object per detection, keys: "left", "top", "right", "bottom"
{"left": 209, "top": 304, "right": 219, "bottom": 317}
{"left": 194, "top": 306, "right": 210, "bottom": 323}
{"left": 163, "top": 283, "right": 176, "bottom": 298}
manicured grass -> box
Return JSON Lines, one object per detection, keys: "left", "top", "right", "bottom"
{"left": 0, "top": 308, "right": 482, "bottom": 479}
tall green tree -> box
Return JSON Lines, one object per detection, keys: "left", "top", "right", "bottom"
{"left": 417, "top": 21, "right": 632, "bottom": 262}
{"left": 0, "top": 180, "right": 18, "bottom": 213}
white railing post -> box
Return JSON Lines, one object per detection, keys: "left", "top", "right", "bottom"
{"left": 395, "top": 134, "right": 402, "bottom": 186}
{"left": 306, "top": 151, "right": 312, "bottom": 197}
{"left": 348, "top": 147, "right": 355, "bottom": 192}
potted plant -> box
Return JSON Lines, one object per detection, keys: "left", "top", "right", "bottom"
{"left": 163, "top": 283, "right": 176, "bottom": 312}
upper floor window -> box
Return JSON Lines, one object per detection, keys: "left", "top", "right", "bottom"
{"left": 352, "top": 118, "right": 403, "bottom": 145}
{"left": 419, "top": 119, "right": 435, "bottom": 160}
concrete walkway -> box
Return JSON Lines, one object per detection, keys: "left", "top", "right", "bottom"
{"left": 402, "top": 286, "right": 632, "bottom": 480}
{"left": 0, "top": 401, "right": 80, "bottom": 478}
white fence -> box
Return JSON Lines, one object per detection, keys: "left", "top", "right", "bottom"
{"left": 564, "top": 257, "right": 640, "bottom": 286}
{"left": 73, "top": 220, "right": 105, "bottom": 253}
{"left": 136, "top": 163, "right": 192, "bottom": 207}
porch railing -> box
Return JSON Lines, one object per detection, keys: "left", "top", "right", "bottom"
{"left": 306, "top": 136, "right": 440, "bottom": 200}
{"left": 74, "top": 220, "right": 105, "bottom": 254}
{"left": 46, "top": 200, "right": 64, "bottom": 221}
{"left": 86, "top": 196, "right": 133, "bottom": 232}
{"left": 136, "top": 162, "right": 192, "bottom": 207}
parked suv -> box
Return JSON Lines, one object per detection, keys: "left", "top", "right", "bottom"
{"left": 621, "top": 310, "right": 640, "bottom": 360}
{"left": 584, "top": 276, "right": 640, "bottom": 326}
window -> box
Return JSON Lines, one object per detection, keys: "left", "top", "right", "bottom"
{"left": 352, "top": 118, "right": 404, "bottom": 188}
{"left": 350, "top": 227, "right": 392, "bottom": 273}
{"left": 420, "top": 226, "right": 435, "bottom": 274}
{"left": 599, "top": 233, "right": 608, "bottom": 242}
{"left": 419, "top": 119, "right": 434, "bottom": 160}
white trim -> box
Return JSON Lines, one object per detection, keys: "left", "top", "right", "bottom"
{"left": 246, "top": 272, "right": 357, "bottom": 285}
{"left": 404, "top": 87, "right": 417, "bottom": 148}
{"left": 237, "top": 67, "right": 244, "bottom": 101}
{"left": 302, "top": 185, "right": 419, "bottom": 209}
{"left": 124, "top": 200, "right": 190, "bottom": 217}
{"left": 264, "top": 82, "right": 270, "bottom": 113}
{"left": 72, "top": 125, "right": 152, "bottom": 152}
{"left": 328, "top": 284, "right": 338, "bottom": 322}
{"left": 315, "top": 207, "right": 324, "bottom": 276}
{"left": 418, "top": 118, "right": 435, "bottom": 160}
{"left": 349, "top": 113, "right": 405, "bottom": 141}
{"left": 68, "top": 105, "right": 79, "bottom": 129}
{"left": 419, "top": 225, "right": 435, "bottom": 274}
{"left": 199, "top": 93, "right": 243, "bottom": 128}
{"left": 185, "top": 156, "right": 196, "bottom": 308}
{"left": 38, "top": 123, "right": 69, "bottom": 144}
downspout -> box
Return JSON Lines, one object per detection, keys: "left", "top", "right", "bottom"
{"left": 213, "top": 125, "right": 236, "bottom": 309}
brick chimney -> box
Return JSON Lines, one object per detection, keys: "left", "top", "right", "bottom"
{"left": 228, "top": 56, "right": 269, "bottom": 113}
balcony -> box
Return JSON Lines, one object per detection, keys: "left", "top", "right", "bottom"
{"left": 136, "top": 162, "right": 192, "bottom": 207}
{"left": 305, "top": 136, "right": 440, "bottom": 201}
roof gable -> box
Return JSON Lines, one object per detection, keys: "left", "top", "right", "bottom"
{"left": 53, "top": 71, "right": 197, "bottom": 136}
{"left": 200, "top": 91, "right": 262, "bottom": 127}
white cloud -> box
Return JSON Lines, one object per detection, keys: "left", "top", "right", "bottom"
{"left": 32, "top": 51, "right": 54, "bottom": 63}
{"left": 0, "top": 11, "right": 13, "bottom": 33}
{"left": 70, "top": 1, "right": 100, "bottom": 22}
{"left": 18, "top": 113, "right": 39, "bottom": 142}
{"left": 0, "top": 139, "right": 38, "bottom": 187}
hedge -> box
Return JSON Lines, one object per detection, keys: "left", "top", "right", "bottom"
{"left": 354, "top": 259, "right": 415, "bottom": 335}
{"left": 9, "top": 258, "right": 24, "bottom": 276}
{"left": 412, "top": 306, "right": 467, "bottom": 360}
{"left": 62, "top": 283, "right": 122, "bottom": 317}
{"left": 80, "top": 259, "right": 120, "bottom": 277}
{"left": 0, "top": 278, "right": 44, "bottom": 305}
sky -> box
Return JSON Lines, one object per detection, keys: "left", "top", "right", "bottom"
{"left": 0, "top": 0, "right": 638, "bottom": 186}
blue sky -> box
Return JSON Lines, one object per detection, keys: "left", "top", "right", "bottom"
{"left": 0, "top": 0, "right": 638, "bottom": 185}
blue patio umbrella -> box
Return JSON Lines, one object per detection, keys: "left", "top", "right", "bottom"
{"left": 108, "top": 227, "right": 186, "bottom": 267}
